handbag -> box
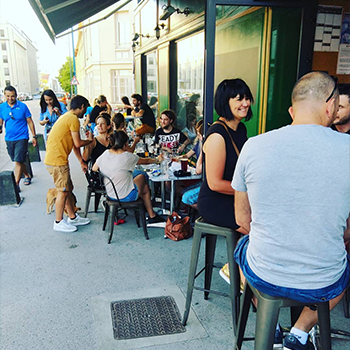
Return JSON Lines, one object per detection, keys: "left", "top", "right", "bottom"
{"left": 86, "top": 170, "right": 102, "bottom": 189}
{"left": 164, "top": 212, "right": 192, "bottom": 241}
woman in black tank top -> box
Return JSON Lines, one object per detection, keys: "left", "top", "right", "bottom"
{"left": 197, "top": 79, "right": 254, "bottom": 231}
{"left": 83, "top": 113, "right": 112, "bottom": 166}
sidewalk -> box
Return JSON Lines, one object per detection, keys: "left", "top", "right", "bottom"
{"left": 0, "top": 149, "right": 349, "bottom": 350}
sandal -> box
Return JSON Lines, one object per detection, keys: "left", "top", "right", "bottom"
{"left": 23, "top": 177, "right": 31, "bottom": 185}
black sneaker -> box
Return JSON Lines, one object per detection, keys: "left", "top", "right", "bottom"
{"left": 273, "top": 326, "right": 283, "bottom": 349}
{"left": 147, "top": 214, "right": 165, "bottom": 227}
{"left": 284, "top": 334, "right": 309, "bottom": 350}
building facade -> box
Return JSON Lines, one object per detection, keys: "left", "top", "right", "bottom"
{"left": 75, "top": 2, "right": 135, "bottom": 106}
{"left": 0, "top": 22, "right": 39, "bottom": 94}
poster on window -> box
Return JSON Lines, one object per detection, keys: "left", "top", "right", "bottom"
{"left": 314, "top": 5, "right": 342, "bottom": 52}
{"left": 337, "top": 13, "right": 350, "bottom": 74}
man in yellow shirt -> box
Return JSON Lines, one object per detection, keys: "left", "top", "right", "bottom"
{"left": 45, "top": 95, "right": 93, "bottom": 232}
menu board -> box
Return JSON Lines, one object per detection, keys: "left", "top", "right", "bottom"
{"left": 314, "top": 5, "right": 342, "bottom": 52}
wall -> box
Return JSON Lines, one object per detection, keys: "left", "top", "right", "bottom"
{"left": 313, "top": 0, "right": 350, "bottom": 83}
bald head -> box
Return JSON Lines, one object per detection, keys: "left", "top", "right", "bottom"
{"left": 292, "top": 72, "right": 338, "bottom": 104}
{"left": 289, "top": 72, "right": 339, "bottom": 126}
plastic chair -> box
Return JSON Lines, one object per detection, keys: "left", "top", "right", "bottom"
{"left": 235, "top": 281, "right": 332, "bottom": 350}
{"left": 99, "top": 171, "right": 149, "bottom": 244}
{"left": 182, "top": 217, "right": 242, "bottom": 334}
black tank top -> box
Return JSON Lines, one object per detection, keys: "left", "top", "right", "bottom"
{"left": 90, "top": 139, "right": 110, "bottom": 165}
{"left": 197, "top": 120, "right": 248, "bottom": 229}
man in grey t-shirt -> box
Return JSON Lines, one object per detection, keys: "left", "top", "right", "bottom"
{"left": 232, "top": 72, "right": 350, "bottom": 349}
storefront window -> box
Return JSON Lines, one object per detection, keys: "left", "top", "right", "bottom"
{"left": 146, "top": 51, "right": 158, "bottom": 119}
{"left": 176, "top": 32, "right": 204, "bottom": 131}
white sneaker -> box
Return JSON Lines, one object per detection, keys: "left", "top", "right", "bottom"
{"left": 54, "top": 219, "right": 77, "bottom": 232}
{"left": 67, "top": 214, "right": 90, "bottom": 226}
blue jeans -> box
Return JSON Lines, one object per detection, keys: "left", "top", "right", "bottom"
{"left": 234, "top": 235, "right": 350, "bottom": 303}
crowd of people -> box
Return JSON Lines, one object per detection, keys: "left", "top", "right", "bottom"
{"left": 0, "top": 73, "right": 349, "bottom": 350}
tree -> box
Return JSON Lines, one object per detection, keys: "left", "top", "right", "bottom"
{"left": 57, "top": 57, "right": 72, "bottom": 93}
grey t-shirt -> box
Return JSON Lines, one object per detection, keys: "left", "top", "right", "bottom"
{"left": 96, "top": 150, "right": 139, "bottom": 199}
{"left": 232, "top": 124, "right": 350, "bottom": 289}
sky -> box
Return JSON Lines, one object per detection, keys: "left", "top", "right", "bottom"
{"left": 0, "top": 0, "right": 75, "bottom": 78}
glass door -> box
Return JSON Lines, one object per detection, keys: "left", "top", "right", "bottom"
{"left": 214, "top": 5, "right": 303, "bottom": 137}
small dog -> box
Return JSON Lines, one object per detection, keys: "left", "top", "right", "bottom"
{"left": 46, "top": 188, "right": 81, "bottom": 215}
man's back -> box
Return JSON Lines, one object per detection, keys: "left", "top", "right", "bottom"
{"left": 44, "top": 111, "right": 80, "bottom": 166}
{"left": 232, "top": 124, "right": 350, "bottom": 289}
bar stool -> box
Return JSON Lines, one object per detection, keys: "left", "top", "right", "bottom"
{"left": 182, "top": 217, "right": 242, "bottom": 334}
{"left": 235, "top": 281, "right": 332, "bottom": 350}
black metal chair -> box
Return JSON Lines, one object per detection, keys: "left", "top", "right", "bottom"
{"left": 83, "top": 169, "right": 107, "bottom": 218}
{"left": 99, "top": 171, "right": 149, "bottom": 244}
{"left": 344, "top": 286, "right": 350, "bottom": 318}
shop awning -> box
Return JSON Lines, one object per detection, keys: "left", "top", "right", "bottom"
{"left": 28, "top": 0, "right": 121, "bottom": 41}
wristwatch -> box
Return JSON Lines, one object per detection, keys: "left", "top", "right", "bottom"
{"left": 33, "top": 135, "right": 37, "bottom": 139}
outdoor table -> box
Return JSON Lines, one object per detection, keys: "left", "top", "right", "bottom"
{"left": 140, "top": 163, "right": 201, "bottom": 214}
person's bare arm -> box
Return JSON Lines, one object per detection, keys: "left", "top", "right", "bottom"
{"left": 82, "top": 137, "right": 96, "bottom": 162}
{"left": 131, "top": 108, "right": 145, "bottom": 117}
{"left": 92, "top": 162, "right": 99, "bottom": 172}
{"left": 71, "top": 130, "right": 93, "bottom": 148}
{"left": 128, "top": 136, "right": 140, "bottom": 153}
{"left": 26, "top": 117, "right": 37, "bottom": 147}
{"left": 234, "top": 191, "right": 251, "bottom": 233}
{"left": 204, "top": 133, "right": 235, "bottom": 195}
{"left": 344, "top": 214, "right": 350, "bottom": 246}
{"left": 195, "top": 150, "right": 203, "bottom": 175}
{"left": 178, "top": 136, "right": 191, "bottom": 153}
{"left": 73, "top": 145, "right": 88, "bottom": 172}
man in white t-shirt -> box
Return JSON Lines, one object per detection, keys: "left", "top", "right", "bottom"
{"left": 232, "top": 72, "right": 350, "bottom": 350}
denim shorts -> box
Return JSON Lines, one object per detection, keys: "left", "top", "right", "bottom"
{"left": 234, "top": 235, "right": 350, "bottom": 303}
{"left": 182, "top": 182, "right": 201, "bottom": 205}
{"left": 6, "top": 139, "right": 28, "bottom": 163}
{"left": 132, "top": 169, "right": 149, "bottom": 182}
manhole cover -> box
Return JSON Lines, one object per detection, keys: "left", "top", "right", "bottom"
{"left": 110, "top": 296, "right": 186, "bottom": 340}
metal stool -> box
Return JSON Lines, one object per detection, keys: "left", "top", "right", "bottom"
{"left": 182, "top": 217, "right": 242, "bottom": 334}
{"left": 235, "top": 281, "right": 332, "bottom": 350}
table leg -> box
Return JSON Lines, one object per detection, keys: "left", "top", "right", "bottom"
{"left": 161, "top": 181, "right": 166, "bottom": 209}
{"left": 170, "top": 180, "right": 175, "bottom": 213}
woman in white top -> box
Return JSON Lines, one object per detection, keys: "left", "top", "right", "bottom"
{"left": 92, "top": 131, "right": 164, "bottom": 225}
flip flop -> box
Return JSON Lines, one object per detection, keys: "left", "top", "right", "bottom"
{"left": 23, "top": 177, "right": 31, "bottom": 185}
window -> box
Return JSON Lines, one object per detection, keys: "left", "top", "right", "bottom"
{"left": 0, "top": 30, "right": 4, "bottom": 37}
{"left": 176, "top": 33, "right": 204, "bottom": 127}
{"left": 1, "top": 42, "right": 6, "bottom": 51}
{"left": 3, "top": 55, "right": 8, "bottom": 63}
{"left": 5, "top": 80, "right": 10, "bottom": 86}
{"left": 110, "top": 69, "right": 133, "bottom": 104}
{"left": 4, "top": 68, "right": 9, "bottom": 75}
{"left": 115, "top": 12, "right": 130, "bottom": 48}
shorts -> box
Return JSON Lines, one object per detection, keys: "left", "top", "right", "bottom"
{"left": 6, "top": 139, "right": 28, "bottom": 163}
{"left": 135, "top": 124, "right": 155, "bottom": 135}
{"left": 46, "top": 164, "right": 73, "bottom": 192}
{"left": 182, "top": 182, "right": 201, "bottom": 205}
{"left": 108, "top": 185, "right": 139, "bottom": 203}
{"left": 132, "top": 169, "right": 149, "bottom": 182}
{"left": 234, "top": 235, "right": 350, "bottom": 303}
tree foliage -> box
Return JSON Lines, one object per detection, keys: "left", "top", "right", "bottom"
{"left": 57, "top": 57, "right": 73, "bottom": 93}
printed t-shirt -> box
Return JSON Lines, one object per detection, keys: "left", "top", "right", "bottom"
{"left": 155, "top": 127, "right": 187, "bottom": 150}
{"left": 44, "top": 111, "right": 80, "bottom": 166}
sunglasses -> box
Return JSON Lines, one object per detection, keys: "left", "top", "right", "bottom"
{"left": 9, "top": 112, "right": 14, "bottom": 120}
{"left": 325, "top": 76, "right": 339, "bottom": 103}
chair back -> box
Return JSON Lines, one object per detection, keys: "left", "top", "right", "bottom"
{"left": 98, "top": 170, "right": 122, "bottom": 204}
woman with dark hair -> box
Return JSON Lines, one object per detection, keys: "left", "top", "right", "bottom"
{"left": 148, "top": 96, "right": 158, "bottom": 119}
{"left": 92, "top": 131, "right": 164, "bottom": 224}
{"left": 121, "top": 96, "right": 133, "bottom": 116}
{"left": 182, "top": 113, "right": 197, "bottom": 150}
{"left": 197, "top": 78, "right": 253, "bottom": 231}
{"left": 83, "top": 113, "right": 112, "bottom": 166}
{"left": 39, "top": 89, "right": 67, "bottom": 141}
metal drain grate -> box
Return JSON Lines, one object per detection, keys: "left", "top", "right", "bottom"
{"left": 110, "top": 296, "right": 186, "bottom": 340}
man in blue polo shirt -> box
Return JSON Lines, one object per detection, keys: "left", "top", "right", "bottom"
{"left": 0, "top": 86, "right": 37, "bottom": 191}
